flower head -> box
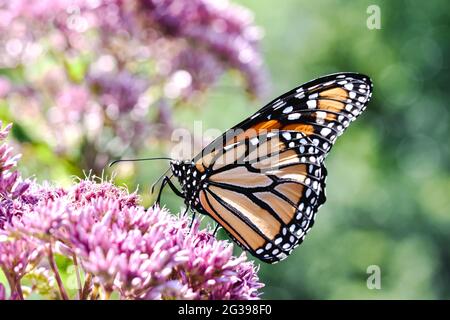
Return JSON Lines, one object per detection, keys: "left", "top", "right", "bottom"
{"left": 0, "top": 123, "right": 264, "bottom": 300}
{"left": 141, "top": 0, "right": 267, "bottom": 96}
{"left": 0, "top": 122, "right": 31, "bottom": 228}
{"left": 176, "top": 220, "right": 263, "bottom": 299}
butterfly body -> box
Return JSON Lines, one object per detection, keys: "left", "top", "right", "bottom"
{"left": 170, "top": 160, "right": 204, "bottom": 208}
{"left": 163, "top": 72, "right": 373, "bottom": 264}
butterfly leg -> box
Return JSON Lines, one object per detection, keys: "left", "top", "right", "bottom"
{"left": 212, "top": 223, "right": 220, "bottom": 236}
{"left": 181, "top": 206, "right": 189, "bottom": 217}
{"left": 155, "top": 176, "right": 183, "bottom": 205}
{"left": 189, "top": 211, "right": 196, "bottom": 231}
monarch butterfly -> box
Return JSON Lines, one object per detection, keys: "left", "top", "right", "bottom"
{"left": 117, "top": 72, "right": 373, "bottom": 264}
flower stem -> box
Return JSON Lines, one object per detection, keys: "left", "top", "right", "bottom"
{"left": 91, "top": 282, "right": 100, "bottom": 300}
{"left": 81, "top": 273, "right": 93, "bottom": 300}
{"left": 15, "top": 281, "right": 24, "bottom": 300}
{"left": 72, "top": 254, "right": 82, "bottom": 300}
{"left": 2, "top": 269, "right": 23, "bottom": 300}
{"left": 47, "top": 244, "right": 69, "bottom": 300}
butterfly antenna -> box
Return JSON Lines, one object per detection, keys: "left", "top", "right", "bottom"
{"left": 109, "top": 157, "right": 173, "bottom": 167}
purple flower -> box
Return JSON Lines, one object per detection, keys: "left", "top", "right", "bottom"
{"left": 52, "top": 85, "right": 90, "bottom": 123}
{"left": 140, "top": 0, "right": 268, "bottom": 96}
{"left": 88, "top": 70, "right": 149, "bottom": 114}
{"left": 175, "top": 220, "right": 263, "bottom": 300}
{"left": 71, "top": 178, "right": 139, "bottom": 208}
{"left": 0, "top": 236, "right": 42, "bottom": 300}
{"left": 173, "top": 48, "right": 223, "bottom": 94}
{"left": 0, "top": 123, "right": 264, "bottom": 300}
{"left": 0, "top": 122, "right": 31, "bottom": 228}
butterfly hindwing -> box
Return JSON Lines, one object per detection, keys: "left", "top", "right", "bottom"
{"left": 196, "top": 131, "right": 327, "bottom": 263}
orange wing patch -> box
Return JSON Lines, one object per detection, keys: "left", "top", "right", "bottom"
{"left": 212, "top": 142, "right": 247, "bottom": 170}
{"left": 200, "top": 190, "right": 267, "bottom": 250}
{"left": 245, "top": 136, "right": 284, "bottom": 163}
{"left": 210, "top": 166, "right": 273, "bottom": 188}
{"left": 195, "top": 149, "right": 218, "bottom": 173}
{"left": 252, "top": 149, "right": 300, "bottom": 170}
{"left": 199, "top": 191, "right": 254, "bottom": 249}
{"left": 209, "top": 186, "right": 282, "bottom": 241}
{"left": 275, "top": 182, "right": 304, "bottom": 204}
{"left": 253, "top": 120, "right": 282, "bottom": 131}
{"left": 254, "top": 192, "right": 297, "bottom": 225}
{"left": 226, "top": 120, "right": 282, "bottom": 146}
{"left": 265, "top": 164, "right": 308, "bottom": 184}
{"left": 281, "top": 124, "right": 315, "bottom": 135}
{"left": 317, "top": 100, "right": 346, "bottom": 113}
{"left": 319, "top": 87, "right": 348, "bottom": 100}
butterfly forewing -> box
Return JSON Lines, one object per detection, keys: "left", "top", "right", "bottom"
{"left": 194, "top": 72, "right": 373, "bottom": 164}
{"left": 274, "top": 73, "right": 373, "bottom": 157}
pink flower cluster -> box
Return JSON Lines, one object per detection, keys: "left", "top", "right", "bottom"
{"left": 140, "top": 0, "right": 267, "bottom": 96}
{"left": 0, "top": 122, "right": 264, "bottom": 300}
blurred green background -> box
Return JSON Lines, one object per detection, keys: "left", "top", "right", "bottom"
{"left": 1, "top": 0, "right": 449, "bottom": 299}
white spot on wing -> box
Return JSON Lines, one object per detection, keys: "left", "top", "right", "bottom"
{"left": 320, "top": 127, "right": 332, "bottom": 136}
{"left": 295, "top": 92, "right": 305, "bottom": 99}
{"left": 282, "top": 132, "right": 292, "bottom": 140}
{"left": 288, "top": 113, "right": 301, "bottom": 120}
{"left": 307, "top": 100, "right": 316, "bottom": 109}
{"left": 250, "top": 112, "right": 260, "bottom": 120}
{"left": 283, "top": 106, "right": 293, "bottom": 114}
{"left": 250, "top": 137, "right": 259, "bottom": 145}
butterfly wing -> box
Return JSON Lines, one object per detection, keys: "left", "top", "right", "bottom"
{"left": 191, "top": 72, "right": 372, "bottom": 263}
{"left": 196, "top": 131, "right": 327, "bottom": 263}
{"left": 193, "top": 72, "right": 373, "bottom": 171}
